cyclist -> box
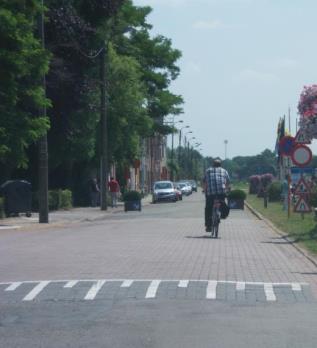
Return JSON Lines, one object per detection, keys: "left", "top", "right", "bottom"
{"left": 203, "top": 158, "right": 230, "bottom": 232}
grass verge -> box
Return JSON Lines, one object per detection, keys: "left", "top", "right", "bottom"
{"left": 247, "top": 194, "right": 317, "bottom": 255}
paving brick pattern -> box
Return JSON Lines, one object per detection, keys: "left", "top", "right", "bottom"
{"left": 0, "top": 194, "right": 317, "bottom": 295}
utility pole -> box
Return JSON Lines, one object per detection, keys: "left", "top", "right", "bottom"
{"left": 38, "top": 0, "right": 49, "bottom": 223}
{"left": 100, "top": 46, "right": 108, "bottom": 210}
{"left": 171, "top": 117, "right": 175, "bottom": 181}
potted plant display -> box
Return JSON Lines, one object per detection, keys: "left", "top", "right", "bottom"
{"left": 228, "top": 189, "right": 247, "bottom": 210}
{"left": 123, "top": 190, "right": 142, "bottom": 212}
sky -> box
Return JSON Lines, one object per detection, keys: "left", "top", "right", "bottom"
{"left": 134, "top": 0, "right": 317, "bottom": 159}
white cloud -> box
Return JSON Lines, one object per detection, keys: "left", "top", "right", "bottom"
{"left": 193, "top": 20, "right": 223, "bottom": 30}
{"left": 235, "top": 69, "right": 279, "bottom": 83}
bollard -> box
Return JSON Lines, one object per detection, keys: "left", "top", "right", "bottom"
{"left": 263, "top": 190, "right": 268, "bottom": 208}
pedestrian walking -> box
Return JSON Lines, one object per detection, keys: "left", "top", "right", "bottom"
{"left": 90, "top": 178, "right": 100, "bottom": 207}
{"left": 108, "top": 177, "right": 120, "bottom": 208}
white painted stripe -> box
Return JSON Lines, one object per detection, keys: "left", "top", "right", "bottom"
{"left": 145, "top": 280, "right": 161, "bottom": 298}
{"left": 0, "top": 279, "right": 309, "bottom": 286}
{"left": 84, "top": 280, "right": 106, "bottom": 300}
{"left": 23, "top": 281, "right": 50, "bottom": 301}
{"left": 206, "top": 281, "right": 218, "bottom": 299}
{"left": 291, "top": 283, "right": 302, "bottom": 291}
{"left": 236, "top": 282, "right": 245, "bottom": 291}
{"left": 5, "top": 282, "right": 22, "bottom": 291}
{"left": 178, "top": 280, "right": 189, "bottom": 288}
{"left": 264, "top": 283, "right": 276, "bottom": 301}
{"left": 64, "top": 280, "right": 78, "bottom": 288}
{"left": 121, "top": 280, "right": 133, "bottom": 288}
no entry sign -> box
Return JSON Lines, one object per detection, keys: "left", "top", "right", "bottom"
{"left": 291, "top": 144, "right": 312, "bottom": 167}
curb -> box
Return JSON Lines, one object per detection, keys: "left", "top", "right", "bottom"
{"left": 0, "top": 197, "right": 153, "bottom": 230}
{"left": 245, "top": 200, "right": 317, "bottom": 269}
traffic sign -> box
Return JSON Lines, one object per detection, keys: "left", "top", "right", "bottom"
{"left": 291, "top": 144, "right": 312, "bottom": 167}
{"left": 293, "top": 177, "right": 310, "bottom": 195}
{"left": 279, "top": 136, "right": 295, "bottom": 156}
{"left": 290, "top": 167, "right": 314, "bottom": 175}
{"left": 294, "top": 196, "right": 311, "bottom": 213}
{"left": 294, "top": 129, "right": 311, "bottom": 144}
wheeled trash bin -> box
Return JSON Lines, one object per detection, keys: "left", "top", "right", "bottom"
{"left": 0, "top": 180, "right": 32, "bottom": 217}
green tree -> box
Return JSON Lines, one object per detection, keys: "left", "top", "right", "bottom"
{"left": 0, "top": 0, "right": 50, "bottom": 175}
{"left": 107, "top": 44, "right": 153, "bottom": 164}
{"left": 112, "top": 1, "right": 184, "bottom": 130}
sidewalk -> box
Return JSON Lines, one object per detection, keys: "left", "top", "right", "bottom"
{"left": 0, "top": 195, "right": 153, "bottom": 230}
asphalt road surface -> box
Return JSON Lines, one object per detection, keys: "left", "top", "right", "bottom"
{"left": 0, "top": 193, "right": 317, "bottom": 347}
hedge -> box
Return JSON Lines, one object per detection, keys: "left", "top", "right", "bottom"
{"left": 33, "top": 189, "right": 73, "bottom": 211}
{"left": 268, "top": 182, "right": 282, "bottom": 202}
{"left": 0, "top": 197, "right": 4, "bottom": 219}
{"left": 228, "top": 189, "right": 247, "bottom": 200}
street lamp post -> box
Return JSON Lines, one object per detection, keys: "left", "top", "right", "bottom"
{"left": 224, "top": 139, "right": 228, "bottom": 160}
{"left": 193, "top": 143, "right": 202, "bottom": 180}
{"left": 187, "top": 137, "right": 195, "bottom": 178}
{"left": 178, "top": 126, "right": 190, "bottom": 175}
{"left": 169, "top": 119, "right": 183, "bottom": 181}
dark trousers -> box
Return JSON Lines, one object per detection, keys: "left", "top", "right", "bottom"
{"left": 205, "top": 194, "right": 226, "bottom": 228}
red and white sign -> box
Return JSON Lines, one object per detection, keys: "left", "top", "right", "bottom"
{"left": 293, "top": 177, "right": 310, "bottom": 195}
{"left": 294, "top": 196, "right": 312, "bottom": 213}
{"left": 291, "top": 144, "right": 312, "bottom": 167}
{"left": 294, "top": 129, "right": 311, "bottom": 144}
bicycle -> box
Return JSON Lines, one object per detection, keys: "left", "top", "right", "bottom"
{"left": 211, "top": 199, "right": 222, "bottom": 238}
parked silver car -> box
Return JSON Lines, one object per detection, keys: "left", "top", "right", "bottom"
{"left": 175, "top": 182, "right": 192, "bottom": 196}
{"left": 152, "top": 181, "right": 177, "bottom": 203}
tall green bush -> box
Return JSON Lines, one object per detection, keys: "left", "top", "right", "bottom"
{"left": 59, "top": 190, "right": 72, "bottom": 209}
{"left": 48, "top": 190, "right": 60, "bottom": 211}
{"left": 0, "top": 197, "right": 5, "bottom": 219}
{"left": 268, "top": 182, "right": 282, "bottom": 202}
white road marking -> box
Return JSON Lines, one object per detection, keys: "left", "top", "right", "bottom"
{"left": 64, "top": 280, "right": 78, "bottom": 288}
{"left": 178, "top": 280, "right": 189, "bottom": 288}
{"left": 264, "top": 283, "right": 276, "bottom": 301}
{"left": 206, "top": 281, "right": 218, "bottom": 299}
{"left": 292, "top": 283, "right": 302, "bottom": 291}
{"left": 5, "top": 282, "right": 22, "bottom": 291}
{"left": 236, "top": 282, "right": 245, "bottom": 291}
{"left": 145, "top": 280, "right": 161, "bottom": 298}
{"left": 121, "top": 280, "right": 134, "bottom": 288}
{"left": 23, "top": 281, "right": 50, "bottom": 301}
{"left": 84, "top": 280, "right": 106, "bottom": 300}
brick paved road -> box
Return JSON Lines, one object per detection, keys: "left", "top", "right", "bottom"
{"left": 1, "top": 193, "right": 317, "bottom": 347}
{"left": 0, "top": 192, "right": 316, "bottom": 295}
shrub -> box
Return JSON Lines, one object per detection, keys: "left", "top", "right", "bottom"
{"left": 59, "top": 189, "right": 72, "bottom": 209}
{"left": 49, "top": 190, "right": 60, "bottom": 211}
{"left": 228, "top": 189, "right": 247, "bottom": 200}
{"left": 123, "top": 190, "right": 141, "bottom": 201}
{"left": 249, "top": 175, "right": 260, "bottom": 194}
{"left": 0, "top": 197, "right": 5, "bottom": 219}
{"left": 261, "top": 173, "right": 274, "bottom": 188}
{"left": 268, "top": 182, "right": 282, "bottom": 202}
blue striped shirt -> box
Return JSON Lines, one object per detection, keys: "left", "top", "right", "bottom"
{"left": 204, "top": 167, "right": 230, "bottom": 195}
